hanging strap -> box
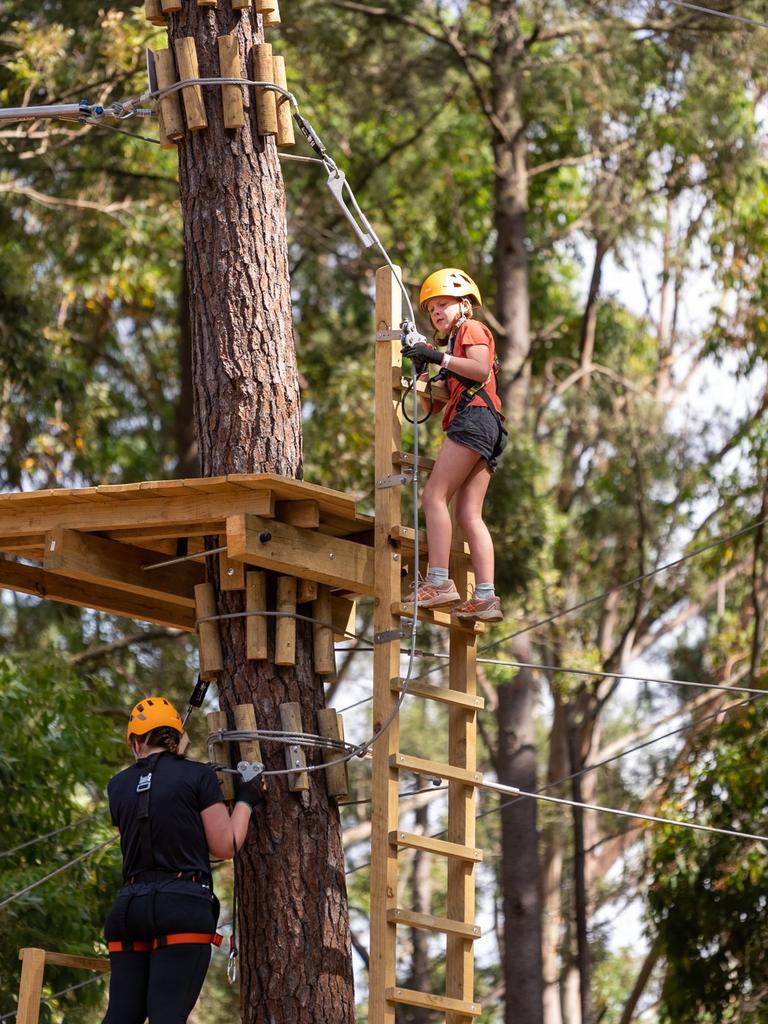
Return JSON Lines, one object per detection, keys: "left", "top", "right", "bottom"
{"left": 135, "top": 752, "right": 163, "bottom": 875}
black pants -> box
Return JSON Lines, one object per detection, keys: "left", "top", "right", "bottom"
{"left": 102, "top": 879, "right": 219, "bottom": 1024}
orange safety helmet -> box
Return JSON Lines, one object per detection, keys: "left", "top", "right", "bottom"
{"left": 127, "top": 696, "right": 183, "bottom": 742}
{"left": 419, "top": 268, "right": 482, "bottom": 310}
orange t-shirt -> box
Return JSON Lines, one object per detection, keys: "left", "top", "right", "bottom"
{"left": 441, "top": 320, "right": 503, "bottom": 430}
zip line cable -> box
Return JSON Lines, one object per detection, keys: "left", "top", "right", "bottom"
{"left": 0, "top": 811, "right": 101, "bottom": 861}
{"left": 0, "top": 975, "right": 104, "bottom": 1024}
{"left": 0, "top": 836, "right": 118, "bottom": 913}
{"left": 662, "top": 0, "right": 768, "bottom": 31}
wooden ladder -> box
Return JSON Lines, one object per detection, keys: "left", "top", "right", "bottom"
{"left": 369, "top": 266, "right": 484, "bottom": 1023}
{"left": 15, "top": 947, "right": 109, "bottom": 1024}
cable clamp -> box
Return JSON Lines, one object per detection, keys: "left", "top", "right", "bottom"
{"left": 374, "top": 628, "right": 407, "bottom": 644}
{"left": 376, "top": 471, "right": 414, "bottom": 489}
{"left": 236, "top": 760, "right": 265, "bottom": 783}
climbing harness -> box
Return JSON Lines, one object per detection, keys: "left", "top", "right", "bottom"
{"left": 108, "top": 933, "right": 223, "bottom": 954}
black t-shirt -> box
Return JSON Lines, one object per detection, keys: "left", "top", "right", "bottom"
{"left": 108, "top": 752, "right": 224, "bottom": 879}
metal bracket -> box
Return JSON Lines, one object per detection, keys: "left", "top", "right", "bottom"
{"left": 236, "top": 760, "right": 265, "bottom": 783}
{"left": 376, "top": 329, "right": 402, "bottom": 342}
{"left": 376, "top": 471, "right": 414, "bottom": 489}
{"left": 374, "top": 628, "right": 407, "bottom": 644}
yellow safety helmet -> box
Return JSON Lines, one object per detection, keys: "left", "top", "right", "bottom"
{"left": 127, "top": 696, "right": 183, "bottom": 742}
{"left": 419, "top": 268, "right": 482, "bottom": 310}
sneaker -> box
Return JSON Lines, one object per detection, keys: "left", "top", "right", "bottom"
{"left": 452, "top": 594, "right": 504, "bottom": 622}
{"left": 402, "top": 577, "right": 461, "bottom": 609}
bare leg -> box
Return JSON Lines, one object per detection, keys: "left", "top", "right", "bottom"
{"left": 422, "top": 439, "right": 484, "bottom": 569}
{"left": 453, "top": 458, "right": 494, "bottom": 582}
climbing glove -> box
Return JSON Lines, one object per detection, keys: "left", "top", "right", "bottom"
{"left": 401, "top": 341, "right": 443, "bottom": 367}
{"left": 235, "top": 776, "right": 266, "bottom": 809}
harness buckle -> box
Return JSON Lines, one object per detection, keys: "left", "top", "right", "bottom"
{"left": 136, "top": 772, "right": 152, "bottom": 793}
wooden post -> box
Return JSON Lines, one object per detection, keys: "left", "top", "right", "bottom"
{"left": 195, "top": 582, "right": 224, "bottom": 676}
{"left": 207, "top": 710, "right": 235, "bottom": 800}
{"left": 275, "top": 575, "right": 296, "bottom": 666}
{"left": 233, "top": 703, "right": 263, "bottom": 764}
{"left": 263, "top": 0, "right": 282, "bottom": 27}
{"left": 273, "top": 55, "right": 294, "bottom": 147}
{"left": 153, "top": 49, "right": 185, "bottom": 141}
{"left": 279, "top": 702, "right": 308, "bottom": 791}
{"left": 313, "top": 585, "right": 335, "bottom": 676}
{"left": 16, "top": 947, "right": 45, "bottom": 1024}
{"left": 144, "top": 0, "right": 166, "bottom": 25}
{"left": 252, "top": 43, "right": 278, "bottom": 136}
{"left": 317, "top": 708, "right": 349, "bottom": 799}
{"left": 369, "top": 265, "right": 404, "bottom": 1024}
{"left": 174, "top": 37, "right": 208, "bottom": 131}
{"left": 246, "top": 570, "right": 268, "bottom": 660}
{"left": 218, "top": 34, "right": 245, "bottom": 130}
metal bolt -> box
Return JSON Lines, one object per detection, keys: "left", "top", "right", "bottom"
{"left": 227, "top": 567, "right": 235, "bottom": 577}
{"left": 329, "top": 552, "right": 336, "bottom": 560}
{"left": 258, "top": 531, "right": 272, "bottom": 543}
{"left": 393, "top": 553, "right": 400, "bottom": 561}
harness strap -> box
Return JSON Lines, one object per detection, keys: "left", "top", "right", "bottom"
{"left": 135, "top": 751, "right": 163, "bottom": 875}
{"left": 108, "top": 932, "right": 223, "bottom": 954}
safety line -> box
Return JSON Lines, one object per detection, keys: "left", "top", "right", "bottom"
{"left": 0, "top": 811, "right": 101, "bottom": 860}
{"left": 0, "top": 836, "right": 118, "bottom": 913}
{"left": 663, "top": 0, "right": 768, "bottom": 30}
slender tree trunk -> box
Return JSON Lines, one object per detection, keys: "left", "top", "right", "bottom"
{"left": 498, "top": 650, "right": 544, "bottom": 1024}
{"left": 568, "top": 717, "right": 595, "bottom": 1024}
{"left": 175, "top": 257, "right": 199, "bottom": 477}
{"left": 169, "top": 5, "right": 354, "bottom": 1021}
{"left": 541, "top": 696, "right": 570, "bottom": 1024}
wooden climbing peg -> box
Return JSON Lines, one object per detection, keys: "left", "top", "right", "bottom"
{"left": 263, "top": 0, "right": 282, "bottom": 27}
{"left": 144, "top": 0, "right": 166, "bottom": 25}
{"left": 207, "top": 711, "right": 235, "bottom": 800}
{"left": 153, "top": 49, "right": 184, "bottom": 142}
{"left": 160, "top": 0, "right": 181, "bottom": 12}
{"left": 195, "top": 582, "right": 223, "bottom": 676}
{"left": 174, "top": 37, "right": 208, "bottom": 131}
{"left": 197, "top": 0, "right": 217, "bottom": 6}
{"left": 254, "top": 0, "right": 276, "bottom": 11}
{"left": 246, "top": 570, "right": 268, "bottom": 660}
{"left": 313, "top": 585, "right": 336, "bottom": 677}
{"left": 252, "top": 43, "right": 278, "bottom": 136}
{"left": 317, "top": 708, "right": 349, "bottom": 799}
{"left": 234, "top": 703, "right": 263, "bottom": 765}
{"left": 275, "top": 575, "right": 296, "bottom": 666}
{"left": 232, "top": 0, "right": 250, "bottom": 8}
{"left": 218, "top": 34, "right": 246, "bottom": 130}
{"left": 273, "top": 55, "right": 295, "bottom": 147}
{"left": 280, "top": 702, "right": 309, "bottom": 791}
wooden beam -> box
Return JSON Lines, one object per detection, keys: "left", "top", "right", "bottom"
{"left": 386, "top": 987, "right": 481, "bottom": 1016}
{"left": 43, "top": 529, "right": 202, "bottom": 606}
{"left": 226, "top": 514, "right": 374, "bottom": 594}
{"left": 16, "top": 947, "right": 45, "bottom": 1024}
{"left": 0, "top": 559, "right": 194, "bottom": 629}
{"left": 276, "top": 499, "right": 320, "bottom": 529}
{"left": 386, "top": 908, "right": 480, "bottom": 940}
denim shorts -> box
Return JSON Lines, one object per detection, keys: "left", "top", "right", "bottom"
{"left": 446, "top": 404, "right": 508, "bottom": 472}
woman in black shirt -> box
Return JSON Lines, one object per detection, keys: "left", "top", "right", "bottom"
{"left": 102, "top": 696, "right": 262, "bottom": 1024}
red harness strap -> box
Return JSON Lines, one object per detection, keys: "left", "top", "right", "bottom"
{"left": 109, "top": 933, "right": 222, "bottom": 953}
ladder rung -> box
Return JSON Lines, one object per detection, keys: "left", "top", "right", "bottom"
{"left": 386, "top": 987, "right": 482, "bottom": 1016}
{"left": 389, "top": 830, "right": 483, "bottom": 862}
{"left": 392, "top": 679, "right": 484, "bottom": 710}
{"left": 391, "top": 752, "right": 482, "bottom": 786}
{"left": 391, "top": 524, "right": 471, "bottom": 557}
{"left": 392, "top": 450, "right": 436, "bottom": 472}
{"left": 392, "top": 602, "right": 484, "bottom": 635}
{"left": 387, "top": 908, "right": 481, "bottom": 939}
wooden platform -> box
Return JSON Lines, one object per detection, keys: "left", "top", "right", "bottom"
{"left": 0, "top": 474, "right": 374, "bottom": 629}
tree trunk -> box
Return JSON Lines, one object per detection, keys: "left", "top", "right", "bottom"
{"left": 498, "top": 650, "right": 544, "bottom": 1024}
{"left": 568, "top": 716, "right": 595, "bottom": 1024}
{"left": 175, "top": 256, "right": 199, "bottom": 477}
{"left": 169, "top": 5, "right": 354, "bottom": 1021}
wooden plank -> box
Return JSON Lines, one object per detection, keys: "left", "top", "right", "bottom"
{"left": 16, "top": 947, "right": 45, "bottom": 1024}
{"left": 43, "top": 529, "right": 202, "bottom": 606}
{"left": 391, "top": 753, "right": 481, "bottom": 787}
{"left": 389, "top": 830, "right": 483, "bottom": 863}
{"left": 392, "top": 450, "right": 436, "bottom": 472}
{"left": 275, "top": 576, "right": 296, "bottom": 666}
{"left": 392, "top": 523, "right": 471, "bottom": 558}
{"left": 246, "top": 571, "right": 268, "bottom": 660}
{"left": 279, "top": 702, "right": 308, "bottom": 791}
{"left": 386, "top": 908, "right": 480, "bottom": 940}
{"left": 0, "top": 559, "right": 194, "bottom": 630}
{"left": 196, "top": 583, "right": 223, "bottom": 676}
{"left": 386, "top": 987, "right": 481, "bottom": 1016}
{"left": 317, "top": 708, "right": 349, "bottom": 798}
{"left": 392, "top": 603, "right": 483, "bottom": 636}
{"left": 391, "top": 680, "right": 484, "bottom": 711}
{"left": 369, "top": 265, "right": 404, "bottom": 1024}
{"left": 233, "top": 703, "right": 262, "bottom": 763}
{"left": 226, "top": 473, "right": 357, "bottom": 517}
{"left": 207, "top": 711, "right": 234, "bottom": 800}
{"left": 313, "top": 586, "right": 335, "bottom": 676}
{"left": 276, "top": 499, "right": 320, "bottom": 529}
{"left": 0, "top": 490, "right": 275, "bottom": 538}
{"left": 40, "top": 950, "right": 110, "bottom": 972}
{"left": 226, "top": 514, "right": 375, "bottom": 595}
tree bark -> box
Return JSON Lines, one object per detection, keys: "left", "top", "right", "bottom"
{"left": 169, "top": 5, "right": 354, "bottom": 1021}
{"left": 498, "top": 650, "right": 544, "bottom": 1024}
